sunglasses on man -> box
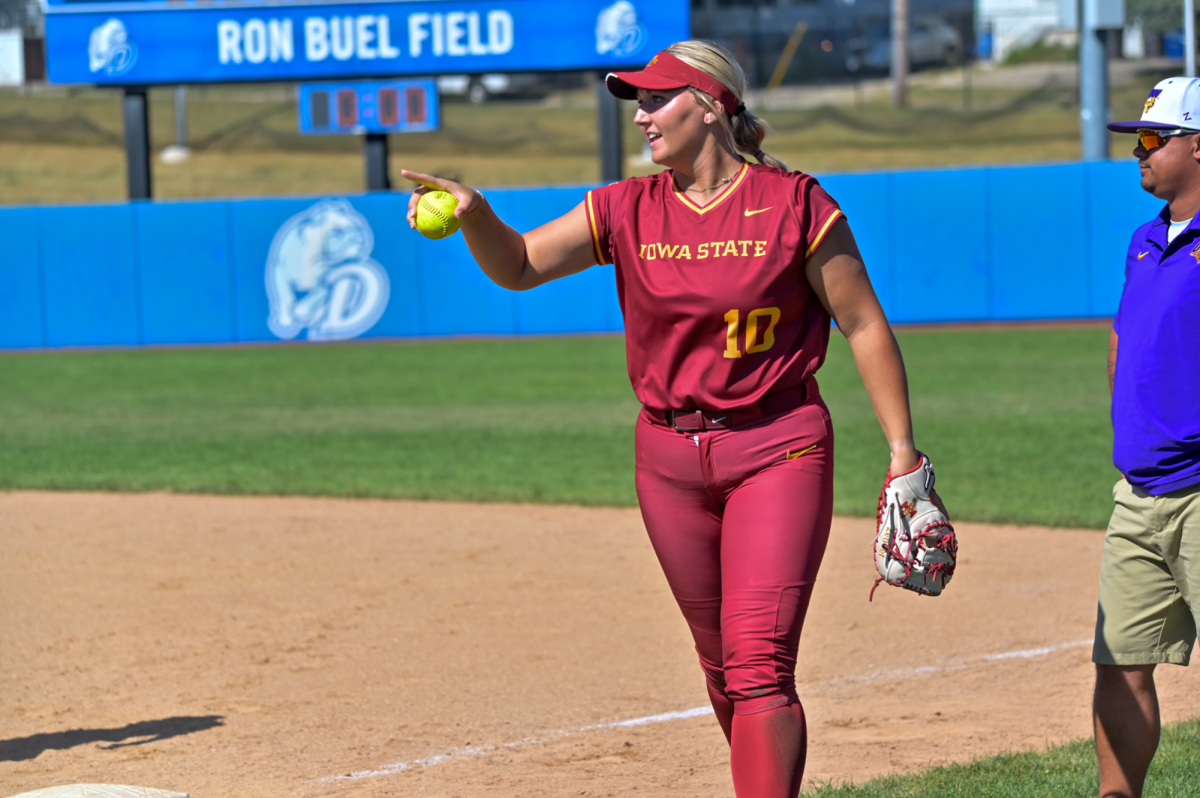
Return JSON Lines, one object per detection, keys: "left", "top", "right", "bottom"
{"left": 1138, "top": 128, "right": 1200, "bottom": 152}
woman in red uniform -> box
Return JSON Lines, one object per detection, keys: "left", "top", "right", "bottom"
{"left": 403, "top": 40, "right": 923, "bottom": 798}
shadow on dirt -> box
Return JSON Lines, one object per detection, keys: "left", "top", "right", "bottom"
{"left": 0, "top": 715, "right": 225, "bottom": 761}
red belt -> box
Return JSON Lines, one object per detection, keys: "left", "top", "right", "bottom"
{"left": 643, "top": 381, "right": 810, "bottom": 432}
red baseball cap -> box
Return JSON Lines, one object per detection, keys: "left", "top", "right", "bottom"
{"left": 606, "top": 51, "right": 744, "bottom": 118}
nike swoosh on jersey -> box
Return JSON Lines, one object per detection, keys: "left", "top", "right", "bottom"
{"left": 785, "top": 444, "right": 818, "bottom": 460}
{"left": 1137, "top": 251, "right": 1149, "bottom": 260}
{"left": 744, "top": 207, "right": 773, "bottom": 217}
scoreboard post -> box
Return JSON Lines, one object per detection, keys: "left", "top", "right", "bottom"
{"left": 123, "top": 88, "right": 151, "bottom": 199}
{"left": 298, "top": 79, "right": 440, "bottom": 190}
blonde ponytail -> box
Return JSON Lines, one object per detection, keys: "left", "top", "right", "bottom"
{"left": 666, "top": 40, "right": 789, "bottom": 172}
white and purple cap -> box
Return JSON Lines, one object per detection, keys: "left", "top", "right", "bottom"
{"left": 1108, "top": 77, "right": 1200, "bottom": 133}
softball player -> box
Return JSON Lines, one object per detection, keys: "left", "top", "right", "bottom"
{"left": 403, "top": 40, "right": 924, "bottom": 798}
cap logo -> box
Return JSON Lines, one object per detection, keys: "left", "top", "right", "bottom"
{"left": 648, "top": 54, "right": 659, "bottom": 66}
{"left": 1145, "top": 88, "right": 1163, "bottom": 115}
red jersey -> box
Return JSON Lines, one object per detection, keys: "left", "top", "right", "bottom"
{"left": 585, "top": 162, "right": 844, "bottom": 411}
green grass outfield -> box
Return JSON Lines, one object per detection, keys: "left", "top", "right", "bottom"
{"left": 0, "top": 325, "right": 1116, "bottom": 528}
{"left": 805, "top": 717, "right": 1200, "bottom": 797}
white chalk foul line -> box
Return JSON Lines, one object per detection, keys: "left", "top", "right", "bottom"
{"left": 320, "top": 638, "right": 1092, "bottom": 783}
{"left": 817, "top": 638, "right": 1095, "bottom": 690}
{"left": 583, "top": 705, "right": 715, "bottom": 730}
{"left": 320, "top": 708, "right": 718, "bottom": 782}
{"left": 982, "top": 639, "right": 1093, "bottom": 661}
{"left": 323, "top": 738, "right": 548, "bottom": 781}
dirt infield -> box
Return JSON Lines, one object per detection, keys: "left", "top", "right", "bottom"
{"left": 3, "top": 492, "right": 1199, "bottom": 798}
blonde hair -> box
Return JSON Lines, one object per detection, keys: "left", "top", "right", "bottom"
{"left": 664, "top": 39, "right": 789, "bottom": 172}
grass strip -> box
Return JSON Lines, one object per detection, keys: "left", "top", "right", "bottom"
{"left": 805, "top": 717, "right": 1200, "bottom": 797}
{"left": 0, "top": 72, "right": 1168, "bottom": 203}
{"left": 0, "top": 326, "right": 1117, "bottom": 527}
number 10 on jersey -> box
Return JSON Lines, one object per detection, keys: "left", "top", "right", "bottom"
{"left": 724, "top": 307, "right": 781, "bottom": 359}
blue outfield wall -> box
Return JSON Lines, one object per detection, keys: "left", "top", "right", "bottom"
{"left": 0, "top": 160, "right": 1163, "bottom": 350}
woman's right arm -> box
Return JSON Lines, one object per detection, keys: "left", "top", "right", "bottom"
{"left": 401, "top": 170, "right": 598, "bottom": 292}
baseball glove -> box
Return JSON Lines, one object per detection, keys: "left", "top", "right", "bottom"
{"left": 869, "top": 453, "right": 957, "bottom": 600}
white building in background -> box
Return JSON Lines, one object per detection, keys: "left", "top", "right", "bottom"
{"left": 977, "top": 0, "right": 1063, "bottom": 61}
{"left": 977, "top": 0, "right": 1147, "bottom": 62}
{"left": 0, "top": 28, "right": 23, "bottom": 85}
{"left": 1123, "top": 18, "right": 1145, "bottom": 58}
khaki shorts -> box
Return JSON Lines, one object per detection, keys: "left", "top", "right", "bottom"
{"left": 1093, "top": 478, "right": 1200, "bottom": 667}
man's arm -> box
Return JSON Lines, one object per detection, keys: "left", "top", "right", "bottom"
{"left": 1108, "top": 329, "right": 1119, "bottom": 395}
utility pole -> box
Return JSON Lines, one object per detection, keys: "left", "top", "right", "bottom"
{"left": 597, "top": 72, "right": 624, "bottom": 183}
{"left": 1079, "top": 0, "right": 1123, "bottom": 161}
{"left": 1186, "top": 0, "right": 1196, "bottom": 77}
{"left": 891, "top": 0, "right": 909, "bottom": 106}
{"left": 174, "top": 85, "right": 188, "bottom": 148}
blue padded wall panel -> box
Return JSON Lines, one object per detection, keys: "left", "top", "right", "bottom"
{"left": 889, "top": 169, "right": 990, "bottom": 322}
{"left": 0, "top": 207, "right": 45, "bottom": 348}
{"left": 136, "top": 201, "right": 235, "bottom": 345}
{"left": 416, "top": 231, "right": 519, "bottom": 335}
{"left": 989, "top": 163, "right": 1088, "bottom": 319}
{"left": 601, "top": 264, "right": 625, "bottom": 332}
{"left": 1087, "top": 161, "right": 1164, "bottom": 316}
{"left": 345, "top": 193, "right": 424, "bottom": 339}
{"left": 41, "top": 204, "right": 140, "bottom": 347}
{"left": 230, "top": 199, "right": 307, "bottom": 343}
{"left": 417, "top": 188, "right": 518, "bottom": 336}
{"left": 817, "top": 172, "right": 893, "bottom": 319}
{"left": 7, "top": 162, "right": 1173, "bottom": 353}
{"left": 229, "top": 196, "right": 417, "bottom": 343}
{"left": 517, "top": 265, "right": 620, "bottom": 334}
{"left": 501, "top": 186, "right": 618, "bottom": 334}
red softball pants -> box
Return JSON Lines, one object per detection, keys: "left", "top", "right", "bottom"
{"left": 634, "top": 387, "right": 834, "bottom": 797}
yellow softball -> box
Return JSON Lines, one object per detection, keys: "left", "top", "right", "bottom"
{"left": 415, "top": 190, "right": 462, "bottom": 240}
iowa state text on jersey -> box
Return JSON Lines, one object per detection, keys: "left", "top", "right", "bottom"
{"left": 638, "top": 240, "right": 769, "bottom": 260}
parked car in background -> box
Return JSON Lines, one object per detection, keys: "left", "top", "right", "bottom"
{"left": 436, "top": 71, "right": 584, "bottom": 103}
{"left": 846, "top": 14, "right": 963, "bottom": 73}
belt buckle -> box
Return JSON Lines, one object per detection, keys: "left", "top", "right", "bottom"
{"left": 668, "top": 409, "right": 703, "bottom": 432}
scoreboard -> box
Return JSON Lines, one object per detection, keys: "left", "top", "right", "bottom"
{"left": 298, "top": 79, "right": 439, "bottom": 134}
{"left": 43, "top": 0, "right": 692, "bottom": 86}
{"left": 48, "top": 0, "right": 682, "bottom": 196}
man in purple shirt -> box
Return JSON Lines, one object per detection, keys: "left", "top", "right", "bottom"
{"left": 1095, "top": 77, "right": 1200, "bottom": 798}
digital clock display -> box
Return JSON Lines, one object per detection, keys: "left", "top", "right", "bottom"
{"left": 299, "top": 79, "right": 438, "bottom": 135}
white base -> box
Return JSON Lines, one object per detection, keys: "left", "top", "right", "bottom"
{"left": 5, "top": 785, "right": 187, "bottom": 798}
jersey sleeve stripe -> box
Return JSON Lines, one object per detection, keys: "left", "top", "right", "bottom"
{"left": 804, "top": 209, "right": 844, "bottom": 258}
{"left": 585, "top": 191, "right": 608, "bottom": 265}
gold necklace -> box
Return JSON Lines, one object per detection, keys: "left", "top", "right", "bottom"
{"left": 681, "top": 168, "right": 740, "bottom": 193}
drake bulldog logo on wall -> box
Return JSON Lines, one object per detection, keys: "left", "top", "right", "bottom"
{"left": 266, "top": 200, "right": 390, "bottom": 342}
